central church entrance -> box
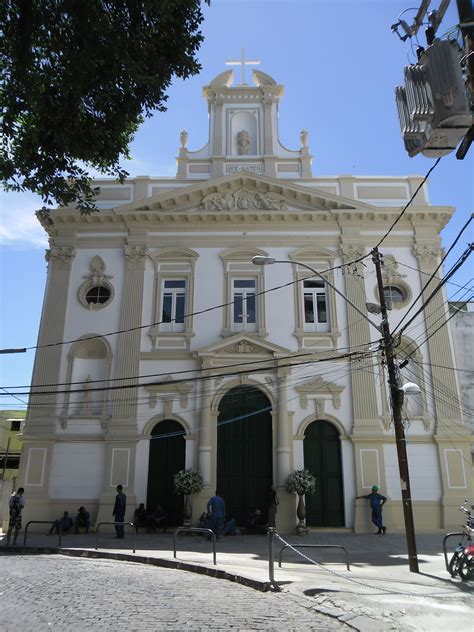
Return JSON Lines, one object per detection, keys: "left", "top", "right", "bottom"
{"left": 147, "top": 419, "right": 185, "bottom": 526}
{"left": 217, "top": 386, "right": 272, "bottom": 525}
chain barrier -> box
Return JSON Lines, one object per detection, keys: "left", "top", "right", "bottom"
{"left": 274, "top": 532, "right": 465, "bottom": 599}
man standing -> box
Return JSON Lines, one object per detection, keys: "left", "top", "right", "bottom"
{"left": 357, "top": 485, "right": 387, "bottom": 534}
{"left": 207, "top": 490, "right": 225, "bottom": 541}
{"left": 112, "top": 484, "right": 127, "bottom": 539}
{"left": 6, "top": 487, "right": 25, "bottom": 545}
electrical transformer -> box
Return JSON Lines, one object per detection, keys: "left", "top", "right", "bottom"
{"left": 395, "top": 38, "right": 472, "bottom": 157}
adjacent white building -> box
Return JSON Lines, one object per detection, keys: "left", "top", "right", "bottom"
{"left": 19, "top": 67, "right": 472, "bottom": 532}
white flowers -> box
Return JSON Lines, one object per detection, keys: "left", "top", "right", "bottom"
{"left": 174, "top": 469, "right": 204, "bottom": 495}
{"left": 285, "top": 469, "right": 316, "bottom": 496}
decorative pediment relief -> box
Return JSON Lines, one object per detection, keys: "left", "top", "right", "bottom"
{"left": 295, "top": 377, "right": 345, "bottom": 410}
{"left": 200, "top": 186, "right": 287, "bottom": 212}
{"left": 196, "top": 333, "right": 290, "bottom": 360}
{"left": 145, "top": 375, "right": 193, "bottom": 409}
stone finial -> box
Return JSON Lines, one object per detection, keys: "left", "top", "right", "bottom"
{"left": 300, "top": 129, "right": 309, "bottom": 148}
{"left": 179, "top": 130, "right": 188, "bottom": 148}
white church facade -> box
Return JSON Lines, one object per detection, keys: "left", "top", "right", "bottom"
{"left": 19, "top": 67, "right": 471, "bottom": 533}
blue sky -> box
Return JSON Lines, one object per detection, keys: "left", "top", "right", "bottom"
{"left": 0, "top": 0, "right": 472, "bottom": 409}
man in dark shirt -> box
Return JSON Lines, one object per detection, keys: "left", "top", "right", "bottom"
{"left": 207, "top": 490, "right": 225, "bottom": 541}
{"left": 357, "top": 485, "right": 387, "bottom": 534}
{"left": 113, "top": 484, "right": 127, "bottom": 539}
{"left": 48, "top": 511, "right": 74, "bottom": 535}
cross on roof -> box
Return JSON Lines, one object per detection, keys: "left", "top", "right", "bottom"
{"left": 225, "top": 48, "right": 261, "bottom": 86}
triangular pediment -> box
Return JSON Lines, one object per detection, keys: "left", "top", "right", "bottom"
{"left": 115, "top": 172, "right": 377, "bottom": 215}
{"left": 195, "top": 333, "right": 291, "bottom": 359}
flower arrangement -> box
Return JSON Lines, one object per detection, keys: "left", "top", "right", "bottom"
{"left": 174, "top": 469, "right": 204, "bottom": 495}
{"left": 285, "top": 469, "right": 316, "bottom": 496}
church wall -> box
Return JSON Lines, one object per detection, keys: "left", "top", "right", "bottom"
{"left": 49, "top": 443, "right": 106, "bottom": 499}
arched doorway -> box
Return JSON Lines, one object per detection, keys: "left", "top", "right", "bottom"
{"left": 147, "top": 419, "right": 185, "bottom": 526}
{"left": 304, "top": 420, "right": 344, "bottom": 527}
{"left": 217, "top": 385, "right": 272, "bottom": 525}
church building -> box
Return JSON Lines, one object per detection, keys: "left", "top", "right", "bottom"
{"left": 19, "top": 64, "right": 471, "bottom": 533}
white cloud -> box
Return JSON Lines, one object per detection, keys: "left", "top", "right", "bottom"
{"left": 0, "top": 190, "right": 48, "bottom": 248}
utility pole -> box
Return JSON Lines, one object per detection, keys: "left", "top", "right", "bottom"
{"left": 372, "top": 247, "right": 419, "bottom": 573}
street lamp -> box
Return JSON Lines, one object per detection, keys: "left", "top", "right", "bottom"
{"left": 252, "top": 251, "right": 420, "bottom": 573}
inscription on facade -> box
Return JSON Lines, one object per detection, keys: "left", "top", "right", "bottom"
{"left": 226, "top": 164, "right": 263, "bottom": 174}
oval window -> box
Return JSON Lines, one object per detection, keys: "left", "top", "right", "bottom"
{"left": 85, "top": 285, "right": 111, "bottom": 305}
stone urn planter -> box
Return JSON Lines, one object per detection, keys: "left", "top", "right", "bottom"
{"left": 296, "top": 494, "right": 308, "bottom": 535}
{"left": 285, "top": 469, "right": 316, "bottom": 535}
{"left": 183, "top": 494, "right": 193, "bottom": 527}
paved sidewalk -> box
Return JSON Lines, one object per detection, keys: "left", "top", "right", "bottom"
{"left": 1, "top": 529, "right": 473, "bottom": 630}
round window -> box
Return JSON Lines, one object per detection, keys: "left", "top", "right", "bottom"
{"left": 383, "top": 285, "right": 405, "bottom": 305}
{"left": 85, "top": 285, "right": 111, "bottom": 306}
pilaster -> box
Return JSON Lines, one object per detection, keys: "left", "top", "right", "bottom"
{"left": 109, "top": 243, "right": 148, "bottom": 436}
{"left": 413, "top": 241, "right": 472, "bottom": 524}
{"left": 340, "top": 243, "right": 380, "bottom": 433}
{"left": 24, "top": 245, "right": 76, "bottom": 439}
{"left": 276, "top": 366, "right": 292, "bottom": 485}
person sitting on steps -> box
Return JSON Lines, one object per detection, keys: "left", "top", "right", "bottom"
{"left": 75, "top": 506, "right": 90, "bottom": 534}
{"left": 48, "top": 511, "right": 74, "bottom": 535}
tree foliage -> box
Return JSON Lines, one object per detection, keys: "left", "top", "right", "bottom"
{"left": 1, "top": 0, "right": 209, "bottom": 212}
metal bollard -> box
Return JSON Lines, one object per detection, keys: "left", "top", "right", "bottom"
{"left": 267, "top": 527, "right": 276, "bottom": 584}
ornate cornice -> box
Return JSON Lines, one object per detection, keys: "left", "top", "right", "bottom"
{"left": 295, "top": 377, "right": 345, "bottom": 410}
{"left": 145, "top": 376, "right": 193, "bottom": 409}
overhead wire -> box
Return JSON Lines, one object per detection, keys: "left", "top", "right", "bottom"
{"left": 394, "top": 244, "right": 473, "bottom": 341}
{"left": 392, "top": 216, "right": 473, "bottom": 335}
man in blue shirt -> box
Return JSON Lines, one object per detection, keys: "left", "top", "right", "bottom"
{"left": 207, "top": 490, "right": 225, "bottom": 541}
{"left": 357, "top": 485, "right": 387, "bottom": 535}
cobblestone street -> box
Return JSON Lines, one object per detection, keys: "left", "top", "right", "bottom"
{"left": 1, "top": 555, "right": 345, "bottom": 630}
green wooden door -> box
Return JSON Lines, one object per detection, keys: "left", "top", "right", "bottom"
{"left": 147, "top": 419, "right": 185, "bottom": 526}
{"left": 217, "top": 386, "right": 272, "bottom": 525}
{"left": 304, "top": 420, "right": 344, "bottom": 527}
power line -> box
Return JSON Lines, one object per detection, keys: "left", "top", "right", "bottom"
{"left": 1, "top": 336, "right": 379, "bottom": 392}
{"left": 0, "top": 349, "right": 373, "bottom": 399}
{"left": 7, "top": 260, "right": 367, "bottom": 355}
{"left": 392, "top": 216, "right": 473, "bottom": 335}
{"left": 374, "top": 157, "right": 442, "bottom": 249}
{"left": 395, "top": 244, "right": 473, "bottom": 340}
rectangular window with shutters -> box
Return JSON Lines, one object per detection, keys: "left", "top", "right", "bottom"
{"left": 161, "top": 279, "right": 186, "bottom": 332}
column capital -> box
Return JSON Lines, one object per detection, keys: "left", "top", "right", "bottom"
{"left": 339, "top": 242, "right": 366, "bottom": 262}
{"left": 46, "top": 246, "right": 76, "bottom": 268}
{"left": 124, "top": 245, "right": 149, "bottom": 269}
{"left": 412, "top": 242, "right": 442, "bottom": 268}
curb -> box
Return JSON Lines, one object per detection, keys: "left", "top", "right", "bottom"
{"left": 0, "top": 545, "right": 273, "bottom": 593}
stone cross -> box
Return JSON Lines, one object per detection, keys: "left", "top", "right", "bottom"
{"left": 225, "top": 48, "right": 261, "bottom": 85}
